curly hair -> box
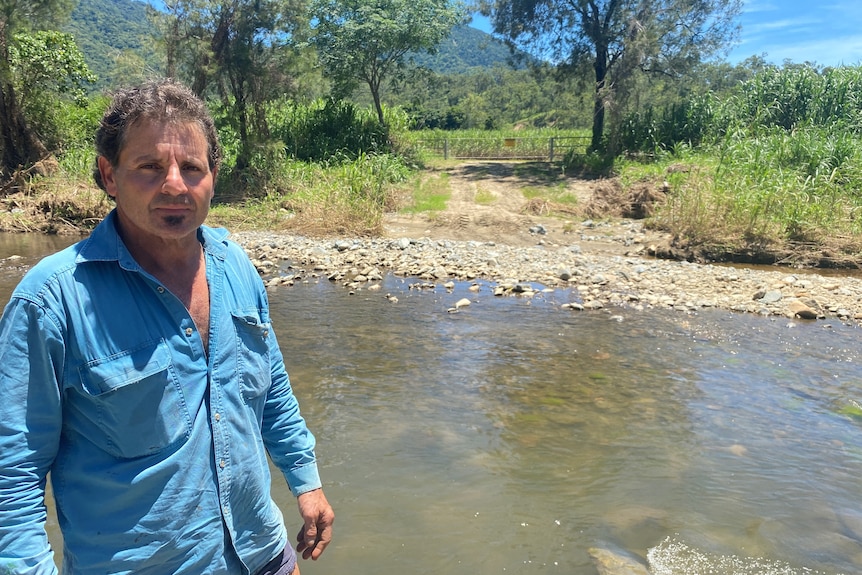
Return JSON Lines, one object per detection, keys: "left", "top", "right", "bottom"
{"left": 93, "top": 78, "right": 222, "bottom": 191}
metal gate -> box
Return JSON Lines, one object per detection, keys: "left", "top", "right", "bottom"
{"left": 413, "top": 135, "right": 589, "bottom": 161}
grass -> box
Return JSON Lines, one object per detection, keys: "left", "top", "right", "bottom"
{"left": 399, "top": 172, "right": 451, "bottom": 215}
{"left": 614, "top": 132, "right": 862, "bottom": 261}
{"left": 607, "top": 64, "right": 862, "bottom": 262}
{"left": 474, "top": 188, "right": 495, "bottom": 205}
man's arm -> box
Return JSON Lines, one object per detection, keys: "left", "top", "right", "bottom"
{"left": 0, "top": 299, "right": 63, "bottom": 575}
{"left": 259, "top": 316, "right": 334, "bottom": 560}
{"left": 259, "top": 320, "right": 322, "bottom": 495}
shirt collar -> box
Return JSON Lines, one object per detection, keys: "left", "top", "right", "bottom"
{"left": 75, "top": 209, "right": 231, "bottom": 269}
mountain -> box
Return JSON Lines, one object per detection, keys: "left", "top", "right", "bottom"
{"left": 64, "top": 0, "right": 156, "bottom": 89}
{"left": 410, "top": 25, "right": 520, "bottom": 74}
{"left": 65, "top": 0, "right": 517, "bottom": 89}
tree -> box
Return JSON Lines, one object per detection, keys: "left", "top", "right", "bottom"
{"left": 479, "top": 0, "right": 742, "bottom": 151}
{"left": 310, "top": 0, "right": 467, "bottom": 124}
{"left": 10, "top": 30, "right": 96, "bottom": 152}
{"left": 0, "top": 0, "right": 74, "bottom": 181}
{"left": 11, "top": 30, "right": 95, "bottom": 106}
{"left": 152, "top": 0, "right": 311, "bottom": 171}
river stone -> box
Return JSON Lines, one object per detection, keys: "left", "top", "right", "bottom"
{"left": 588, "top": 547, "right": 650, "bottom": 575}
{"left": 758, "top": 289, "right": 783, "bottom": 304}
{"left": 788, "top": 300, "right": 818, "bottom": 319}
{"left": 234, "top": 231, "right": 862, "bottom": 323}
{"left": 529, "top": 224, "right": 547, "bottom": 235}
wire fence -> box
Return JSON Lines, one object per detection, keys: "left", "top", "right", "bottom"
{"left": 411, "top": 135, "right": 590, "bottom": 161}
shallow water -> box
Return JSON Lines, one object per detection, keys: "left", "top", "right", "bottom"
{"left": 271, "top": 277, "right": 862, "bottom": 575}
{"left": 1, "top": 234, "right": 860, "bottom": 574}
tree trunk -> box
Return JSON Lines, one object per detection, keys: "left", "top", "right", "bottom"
{"left": 590, "top": 51, "right": 608, "bottom": 153}
{"left": 370, "top": 80, "right": 385, "bottom": 125}
{"left": 0, "top": 23, "right": 49, "bottom": 182}
{"left": 0, "top": 77, "right": 49, "bottom": 182}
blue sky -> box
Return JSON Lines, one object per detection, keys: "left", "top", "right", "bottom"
{"left": 470, "top": 1, "right": 862, "bottom": 67}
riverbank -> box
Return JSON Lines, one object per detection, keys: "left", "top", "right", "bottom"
{"left": 10, "top": 161, "right": 862, "bottom": 323}
{"left": 228, "top": 161, "right": 862, "bottom": 324}
{"left": 234, "top": 221, "right": 862, "bottom": 323}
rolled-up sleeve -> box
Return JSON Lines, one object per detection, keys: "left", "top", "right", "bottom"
{"left": 0, "top": 297, "right": 64, "bottom": 575}
{"left": 260, "top": 324, "right": 321, "bottom": 498}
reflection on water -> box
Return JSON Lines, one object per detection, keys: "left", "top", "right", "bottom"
{"left": 272, "top": 277, "right": 862, "bottom": 575}
{"left": 1, "top": 234, "right": 860, "bottom": 574}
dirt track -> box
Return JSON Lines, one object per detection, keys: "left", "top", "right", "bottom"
{"left": 383, "top": 160, "right": 670, "bottom": 255}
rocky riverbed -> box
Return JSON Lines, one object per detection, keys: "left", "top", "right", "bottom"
{"left": 233, "top": 219, "right": 862, "bottom": 324}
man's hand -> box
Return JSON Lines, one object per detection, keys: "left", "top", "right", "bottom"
{"left": 295, "top": 488, "right": 334, "bottom": 560}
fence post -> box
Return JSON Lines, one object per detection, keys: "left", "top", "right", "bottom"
{"left": 549, "top": 137, "right": 555, "bottom": 162}
{"left": 444, "top": 138, "right": 449, "bottom": 160}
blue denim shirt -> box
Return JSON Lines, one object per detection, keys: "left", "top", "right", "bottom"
{"left": 0, "top": 211, "right": 321, "bottom": 574}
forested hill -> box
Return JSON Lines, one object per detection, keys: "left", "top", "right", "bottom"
{"left": 65, "top": 0, "right": 516, "bottom": 89}
{"left": 411, "top": 24, "right": 519, "bottom": 73}
{"left": 65, "top": 0, "right": 155, "bottom": 88}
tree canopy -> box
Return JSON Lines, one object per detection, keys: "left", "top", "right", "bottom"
{"left": 0, "top": 0, "right": 77, "bottom": 180}
{"left": 153, "top": 0, "right": 313, "bottom": 171}
{"left": 480, "top": 0, "right": 742, "bottom": 151}
{"left": 310, "top": 0, "right": 467, "bottom": 124}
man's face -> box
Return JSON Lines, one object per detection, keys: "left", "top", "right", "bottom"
{"left": 98, "top": 119, "right": 216, "bottom": 246}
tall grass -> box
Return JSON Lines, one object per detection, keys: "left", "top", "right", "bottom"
{"left": 398, "top": 128, "right": 590, "bottom": 160}
{"left": 210, "top": 153, "right": 411, "bottom": 236}
{"left": 616, "top": 64, "right": 862, "bottom": 255}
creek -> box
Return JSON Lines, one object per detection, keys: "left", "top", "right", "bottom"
{"left": 1, "top": 234, "right": 860, "bottom": 575}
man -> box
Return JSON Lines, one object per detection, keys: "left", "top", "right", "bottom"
{"left": 0, "top": 79, "right": 334, "bottom": 574}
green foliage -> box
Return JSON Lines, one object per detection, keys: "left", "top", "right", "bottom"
{"left": 211, "top": 151, "right": 411, "bottom": 235}
{"left": 619, "top": 120, "right": 862, "bottom": 248}
{"left": 11, "top": 30, "right": 96, "bottom": 104}
{"left": 0, "top": 0, "right": 74, "bottom": 35}
{"left": 481, "top": 0, "right": 743, "bottom": 150}
{"left": 616, "top": 93, "right": 717, "bottom": 153}
{"left": 310, "top": 0, "right": 466, "bottom": 123}
{"left": 268, "top": 98, "right": 392, "bottom": 163}
{"left": 562, "top": 150, "right": 615, "bottom": 176}
{"left": 391, "top": 65, "right": 590, "bottom": 130}
{"left": 156, "top": 0, "right": 312, "bottom": 177}
{"left": 619, "top": 64, "right": 862, "bottom": 155}
{"left": 6, "top": 30, "right": 97, "bottom": 155}
{"left": 730, "top": 65, "right": 862, "bottom": 132}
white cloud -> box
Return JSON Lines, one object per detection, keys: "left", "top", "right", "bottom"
{"left": 729, "top": 0, "right": 862, "bottom": 65}
{"left": 732, "top": 33, "right": 862, "bottom": 66}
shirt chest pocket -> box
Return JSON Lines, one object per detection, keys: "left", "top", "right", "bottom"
{"left": 232, "top": 312, "right": 272, "bottom": 402}
{"left": 75, "top": 340, "right": 192, "bottom": 459}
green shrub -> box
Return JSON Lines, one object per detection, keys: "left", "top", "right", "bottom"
{"left": 269, "top": 98, "right": 391, "bottom": 162}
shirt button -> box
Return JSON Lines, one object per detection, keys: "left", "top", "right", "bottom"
{"left": 219, "top": 459, "right": 226, "bottom": 469}
{"left": 214, "top": 413, "right": 221, "bottom": 422}
{"left": 185, "top": 327, "right": 194, "bottom": 336}
{"left": 157, "top": 286, "right": 165, "bottom": 294}
{"left": 263, "top": 329, "right": 269, "bottom": 338}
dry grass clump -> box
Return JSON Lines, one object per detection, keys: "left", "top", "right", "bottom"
{"left": 521, "top": 197, "right": 580, "bottom": 217}
{"left": 0, "top": 175, "right": 112, "bottom": 234}
{"left": 576, "top": 178, "right": 668, "bottom": 220}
